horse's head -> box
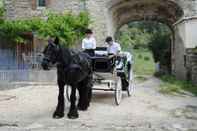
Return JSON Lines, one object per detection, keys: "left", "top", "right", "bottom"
{"left": 42, "top": 37, "right": 60, "bottom": 70}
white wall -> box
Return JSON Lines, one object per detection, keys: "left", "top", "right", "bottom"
{"left": 173, "top": 21, "right": 187, "bottom": 80}
{"left": 185, "top": 19, "right": 197, "bottom": 48}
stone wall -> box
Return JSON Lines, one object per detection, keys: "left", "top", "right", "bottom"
{"left": 4, "top": 0, "right": 83, "bottom": 19}
{"left": 186, "top": 49, "right": 197, "bottom": 85}
{"left": 173, "top": 17, "right": 197, "bottom": 81}
{"left": 86, "top": 0, "right": 110, "bottom": 45}
{"left": 173, "top": 20, "right": 187, "bottom": 80}
{"left": 4, "top": 0, "right": 15, "bottom": 19}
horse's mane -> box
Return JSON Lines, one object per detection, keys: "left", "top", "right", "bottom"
{"left": 57, "top": 45, "right": 91, "bottom": 84}
{"left": 59, "top": 46, "right": 90, "bottom": 68}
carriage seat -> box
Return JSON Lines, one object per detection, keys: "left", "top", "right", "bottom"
{"left": 90, "top": 47, "right": 114, "bottom": 72}
{"left": 91, "top": 55, "right": 115, "bottom": 72}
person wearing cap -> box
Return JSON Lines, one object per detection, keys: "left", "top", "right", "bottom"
{"left": 82, "top": 29, "right": 96, "bottom": 56}
{"left": 105, "top": 36, "right": 121, "bottom": 55}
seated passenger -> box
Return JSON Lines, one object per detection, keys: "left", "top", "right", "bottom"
{"left": 105, "top": 36, "right": 121, "bottom": 56}
{"left": 82, "top": 29, "right": 96, "bottom": 56}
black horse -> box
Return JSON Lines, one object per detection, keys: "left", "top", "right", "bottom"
{"left": 42, "top": 37, "right": 93, "bottom": 119}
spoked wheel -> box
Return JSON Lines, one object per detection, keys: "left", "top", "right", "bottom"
{"left": 115, "top": 77, "right": 122, "bottom": 105}
{"left": 127, "top": 69, "right": 134, "bottom": 97}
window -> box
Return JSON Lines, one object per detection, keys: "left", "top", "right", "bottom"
{"left": 37, "top": 0, "right": 46, "bottom": 7}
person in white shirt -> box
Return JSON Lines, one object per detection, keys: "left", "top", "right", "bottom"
{"left": 105, "top": 36, "right": 121, "bottom": 55}
{"left": 82, "top": 29, "right": 96, "bottom": 56}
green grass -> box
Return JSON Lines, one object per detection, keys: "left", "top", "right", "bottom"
{"left": 135, "top": 76, "right": 148, "bottom": 83}
{"left": 0, "top": 0, "right": 3, "bottom": 8}
{"left": 159, "top": 75, "right": 197, "bottom": 96}
{"left": 132, "top": 49, "right": 155, "bottom": 76}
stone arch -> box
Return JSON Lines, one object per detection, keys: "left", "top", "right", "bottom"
{"left": 102, "top": 0, "right": 189, "bottom": 79}
{"left": 85, "top": 0, "right": 196, "bottom": 81}
{"left": 105, "top": 0, "right": 184, "bottom": 36}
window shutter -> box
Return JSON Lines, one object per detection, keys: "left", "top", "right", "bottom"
{"left": 32, "top": 0, "right": 37, "bottom": 10}
{"left": 46, "top": 0, "right": 51, "bottom": 8}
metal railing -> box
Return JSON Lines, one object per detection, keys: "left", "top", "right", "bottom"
{"left": 22, "top": 53, "right": 43, "bottom": 70}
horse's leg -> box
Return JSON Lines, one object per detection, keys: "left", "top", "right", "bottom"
{"left": 53, "top": 81, "right": 65, "bottom": 119}
{"left": 87, "top": 74, "right": 93, "bottom": 106}
{"left": 67, "top": 85, "right": 79, "bottom": 119}
{"left": 78, "top": 74, "right": 93, "bottom": 111}
{"left": 77, "top": 83, "right": 84, "bottom": 110}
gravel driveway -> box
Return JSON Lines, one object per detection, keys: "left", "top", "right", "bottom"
{"left": 0, "top": 77, "right": 197, "bottom": 131}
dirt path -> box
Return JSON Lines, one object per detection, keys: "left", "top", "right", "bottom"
{"left": 0, "top": 77, "right": 197, "bottom": 131}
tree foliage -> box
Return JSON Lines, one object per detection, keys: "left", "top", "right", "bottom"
{"left": 148, "top": 32, "right": 171, "bottom": 64}
{"left": 118, "top": 26, "right": 152, "bottom": 49}
{"left": 117, "top": 21, "right": 172, "bottom": 67}
{"left": 0, "top": 7, "right": 3, "bottom": 17}
{"left": 0, "top": 11, "right": 90, "bottom": 47}
{"left": 0, "top": 0, "right": 4, "bottom": 24}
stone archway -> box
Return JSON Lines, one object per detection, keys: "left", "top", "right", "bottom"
{"left": 106, "top": 0, "right": 183, "bottom": 37}
{"left": 86, "top": 0, "right": 197, "bottom": 80}
{"left": 106, "top": 0, "right": 184, "bottom": 76}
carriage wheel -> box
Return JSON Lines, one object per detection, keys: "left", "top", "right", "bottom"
{"left": 127, "top": 69, "right": 134, "bottom": 96}
{"left": 66, "top": 85, "right": 71, "bottom": 102}
{"left": 115, "top": 77, "right": 122, "bottom": 105}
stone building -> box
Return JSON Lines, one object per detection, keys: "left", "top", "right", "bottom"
{"left": 3, "top": 0, "right": 197, "bottom": 83}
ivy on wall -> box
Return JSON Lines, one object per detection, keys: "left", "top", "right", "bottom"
{"left": 0, "top": 11, "right": 90, "bottom": 47}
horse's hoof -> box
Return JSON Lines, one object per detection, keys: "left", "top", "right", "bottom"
{"left": 78, "top": 105, "right": 88, "bottom": 111}
{"left": 67, "top": 111, "right": 79, "bottom": 119}
{"left": 53, "top": 112, "right": 64, "bottom": 119}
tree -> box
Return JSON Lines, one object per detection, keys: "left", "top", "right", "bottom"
{"left": 117, "top": 21, "right": 172, "bottom": 71}
{"left": 117, "top": 25, "right": 152, "bottom": 49}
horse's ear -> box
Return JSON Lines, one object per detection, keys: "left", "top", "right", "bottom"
{"left": 54, "top": 37, "right": 59, "bottom": 45}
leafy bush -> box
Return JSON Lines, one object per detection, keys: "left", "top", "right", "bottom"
{"left": 192, "top": 46, "right": 197, "bottom": 53}
{"left": 0, "top": 7, "right": 3, "bottom": 17}
{"left": 144, "top": 56, "right": 150, "bottom": 61}
{"left": 118, "top": 26, "right": 152, "bottom": 49}
{"left": 148, "top": 33, "right": 171, "bottom": 63}
{"left": 138, "top": 54, "right": 142, "bottom": 59}
{"left": 117, "top": 21, "right": 172, "bottom": 68}
{"left": 0, "top": 11, "right": 90, "bottom": 47}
